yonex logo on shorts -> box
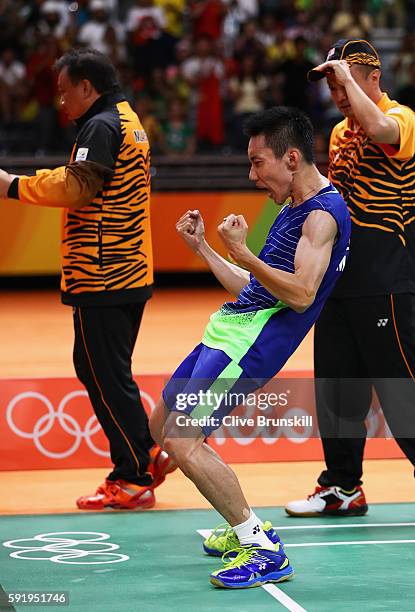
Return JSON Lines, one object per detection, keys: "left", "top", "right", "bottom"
{"left": 377, "top": 318, "right": 389, "bottom": 327}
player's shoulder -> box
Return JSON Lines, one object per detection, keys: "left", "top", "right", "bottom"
{"left": 309, "top": 185, "right": 348, "bottom": 217}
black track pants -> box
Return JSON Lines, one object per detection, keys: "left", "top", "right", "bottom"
{"left": 73, "top": 303, "right": 154, "bottom": 485}
{"left": 314, "top": 294, "right": 415, "bottom": 489}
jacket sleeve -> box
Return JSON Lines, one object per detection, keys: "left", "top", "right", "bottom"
{"left": 9, "top": 161, "right": 113, "bottom": 208}
{"left": 7, "top": 115, "right": 119, "bottom": 208}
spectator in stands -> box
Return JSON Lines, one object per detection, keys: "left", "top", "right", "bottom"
{"left": 228, "top": 54, "right": 267, "bottom": 150}
{"left": 404, "top": 0, "right": 415, "bottom": 32}
{"left": 26, "top": 32, "right": 60, "bottom": 154}
{"left": 256, "top": 12, "right": 277, "bottom": 50}
{"left": 134, "top": 95, "right": 164, "bottom": 152}
{"left": 233, "top": 18, "right": 264, "bottom": 63}
{"left": 182, "top": 35, "right": 225, "bottom": 150}
{"left": 77, "top": 0, "right": 125, "bottom": 63}
{"left": 391, "top": 32, "right": 415, "bottom": 92}
{"left": 257, "top": 15, "right": 295, "bottom": 70}
{"left": 160, "top": 96, "right": 196, "bottom": 155}
{"left": 38, "top": 0, "right": 71, "bottom": 46}
{"left": 165, "top": 60, "right": 192, "bottom": 105}
{"left": 145, "top": 66, "right": 171, "bottom": 121}
{"left": 222, "top": 0, "right": 251, "bottom": 57}
{"left": 154, "top": 0, "right": 186, "bottom": 41}
{"left": 279, "top": 36, "right": 314, "bottom": 115}
{"left": 223, "top": 0, "right": 258, "bottom": 22}
{"left": 396, "top": 60, "right": 415, "bottom": 110}
{"left": 257, "top": 0, "right": 286, "bottom": 18}
{"left": 0, "top": 0, "right": 413, "bottom": 154}
{"left": 0, "top": 0, "right": 24, "bottom": 50}
{"left": 126, "top": 0, "right": 168, "bottom": 78}
{"left": 331, "top": 0, "right": 372, "bottom": 39}
{"left": 66, "top": 0, "right": 91, "bottom": 30}
{"left": 263, "top": 72, "right": 285, "bottom": 108}
{"left": 190, "top": 0, "right": 226, "bottom": 40}
{"left": 222, "top": 0, "right": 258, "bottom": 47}
{"left": 0, "top": 48, "right": 26, "bottom": 126}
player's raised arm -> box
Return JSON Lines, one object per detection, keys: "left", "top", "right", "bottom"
{"left": 219, "top": 209, "right": 337, "bottom": 313}
{"left": 176, "top": 209, "right": 250, "bottom": 297}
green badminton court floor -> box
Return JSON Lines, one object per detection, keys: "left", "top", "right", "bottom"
{"left": 1, "top": 503, "right": 414, "bottom": 611}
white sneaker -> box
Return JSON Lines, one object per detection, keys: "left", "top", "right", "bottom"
{"left": 285, "top": 485, "right": 368, "bottom": 517}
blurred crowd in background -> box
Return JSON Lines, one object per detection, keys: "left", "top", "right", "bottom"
{"left": 0, "top": 0, "right": 415, "bottom": 156}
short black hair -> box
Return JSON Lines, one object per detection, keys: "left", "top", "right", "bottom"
{"left": 353, "top": 64, "right": 378, "bottom": 79}
{"left": 244, "top": 106, "right": 314, "bottom": 164}
{"left": 54, "top": 48, "right": 119, "bottom": 94}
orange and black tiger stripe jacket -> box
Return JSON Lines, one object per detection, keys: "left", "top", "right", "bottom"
{"left": 7, "top": 91, "right": 153, "bottom": 306}
{"left": 328, "top": 93, "right": 415, "bottom": 298}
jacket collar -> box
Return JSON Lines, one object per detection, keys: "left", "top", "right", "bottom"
{"left": 75, "top": 90, "right": 125, "bottom": 128}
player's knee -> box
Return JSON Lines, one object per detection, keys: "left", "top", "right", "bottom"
{"left": 163, "top": 437, "right": 194, "bottom": 469}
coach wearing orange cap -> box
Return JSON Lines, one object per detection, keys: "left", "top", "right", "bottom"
{"left": 286, "top": 39, "right": 415, "bottom": 517}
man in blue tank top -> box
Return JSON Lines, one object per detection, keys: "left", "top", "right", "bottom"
{"left": 150, "top": 107, "right": 351, "bottom": 589}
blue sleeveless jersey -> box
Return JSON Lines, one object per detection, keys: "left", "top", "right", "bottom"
{"left": 202, "top": 184, "right": 351, "bottom": 378}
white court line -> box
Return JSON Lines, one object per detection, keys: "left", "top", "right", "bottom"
{"left": 285, "top": 539, "right": 415, "bottom": 548}
{"left": 262, "top": 584, "right": 307, "bottom": 612}
{"left": 270, "top": 522, "right": 415, "bottom": 531}
{"left": 198, "top": 531, "right": 415, "bottom": 548}
{"left": 199, "top": 529, "right": 217, "bottom": 539}
{"left": 198, "top": 522, "right": 415, "bottom": 540}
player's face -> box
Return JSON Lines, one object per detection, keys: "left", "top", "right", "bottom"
{"left": 248, "top": 135, "right": 292, "bottom": 204}
{"left": 57, "top": 67, "right": 91, "bottom": 121}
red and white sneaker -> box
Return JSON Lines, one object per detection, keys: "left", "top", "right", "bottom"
{"left": 285, "top": 486, "right": 368, "bottom": 517}
{"left": 76, "top": 479, "right": 155, "bottom": 511}
{"left": 148, "top": 445, "right": 177, "bottom": 489}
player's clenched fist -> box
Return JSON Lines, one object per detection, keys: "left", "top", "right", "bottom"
{"left": 218, "top": 214, "right": 249, "bottom": 264}
{"left": 218, "top": 214, "right": 248, "bottom": 253}
{"left": 176, "top": 209, "right": 205, "bottom": 252}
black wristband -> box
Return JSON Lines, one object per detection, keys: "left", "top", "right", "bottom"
{"left": 7, "top": 177, "right": 19, "bottom": 199}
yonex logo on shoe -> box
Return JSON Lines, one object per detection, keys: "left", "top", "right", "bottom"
{"left": 377, "top": 318, "right": 389, "bottom": 327}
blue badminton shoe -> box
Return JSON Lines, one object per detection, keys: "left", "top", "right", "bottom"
{"left": 210, "top": 543, "right": 294, "bottom": 589}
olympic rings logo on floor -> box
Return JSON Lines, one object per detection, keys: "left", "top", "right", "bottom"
{"left": 3, "top": 532, "right": 129, "bottom": 565}
{"left": 6, "top": 390, "right": 156, "bottom": 459}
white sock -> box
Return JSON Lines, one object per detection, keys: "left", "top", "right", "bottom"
{"left": 232, "top": 510, "right": 274, "bottom": 550}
